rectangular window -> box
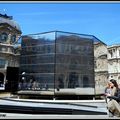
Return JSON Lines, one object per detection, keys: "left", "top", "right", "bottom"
{"left": 109, "top": 50, "right": 113, "bottom": 58}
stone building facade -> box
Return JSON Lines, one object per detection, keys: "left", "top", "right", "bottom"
{"left": 0, "top": 13, "right": 22, "bottom": 90}
{"left": 94, "top": 43, "right": 120, "bottom": 94}
{"left": 94, "top": 41, "right": 108, "bottom": 94}
{"left": 107, "top": 44, "right": 120, "bottom": 84}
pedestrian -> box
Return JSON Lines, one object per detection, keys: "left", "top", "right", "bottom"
{"left": 32, "top": 80, "right": 37, "bottom": 90}
{"left": 106, "top": 79, "right": 120, "bottom": 117}
{"left": 104, "top": 81, "right": 112, "bottom": 103}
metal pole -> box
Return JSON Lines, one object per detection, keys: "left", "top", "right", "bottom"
{"left": 53, "top": 31, "right": 57, "bottom": 100}
{"left": 92, "top": 39, "right": 96, "bottom": 99}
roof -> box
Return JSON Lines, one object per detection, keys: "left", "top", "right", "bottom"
{"left": 107, "top": 44, "right": 120, "bottom": 48}
{"left": 22, "top": 30, "right": 107, "bottom": 45}
{"left": 0, "top": 14, "right": 21, "bottom": 33}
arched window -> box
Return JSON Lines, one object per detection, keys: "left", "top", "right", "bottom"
{"left": 1, "top": 32, "right": 8, "bottom": 42}
{"left": 0, "top": 59, "right": 6, "bottom": 68}
{"left": 11, "top": 35, "right": 16, "bottom": 43}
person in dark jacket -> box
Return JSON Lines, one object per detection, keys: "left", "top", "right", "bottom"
{"left": 107, "top": 88, "right": 120, "bottom": 102}
{"left": 106, "top": 79, "right": 120, "bottom": 117}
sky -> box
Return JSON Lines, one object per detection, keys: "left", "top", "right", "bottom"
{"left": 0, "top": 2, "right": 120, "bottom": 45}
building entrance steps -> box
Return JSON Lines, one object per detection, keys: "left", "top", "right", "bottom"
{"left": 0, "top": 97, "right": 108, "bottom": 115}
